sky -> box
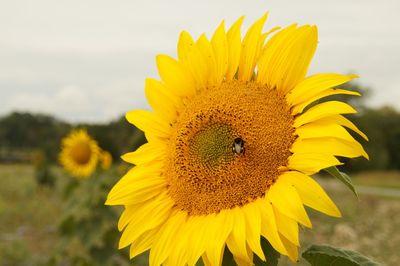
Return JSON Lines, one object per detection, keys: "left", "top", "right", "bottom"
{"left": 1, "top": 0, "right": 399, "bottom": 123}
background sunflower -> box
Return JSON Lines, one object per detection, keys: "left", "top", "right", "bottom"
{"left": 100, "top": 150, "right": 113, "bottom": 170}
{"left": 59, "top": 129, "right": 100, "bottom": 178}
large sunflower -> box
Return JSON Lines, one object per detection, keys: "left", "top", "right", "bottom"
{"left": 106, "top": 13, "right": 367, "bottom": 265}
{"left": 59, "top": 129, "right": 100, "bottom": 178}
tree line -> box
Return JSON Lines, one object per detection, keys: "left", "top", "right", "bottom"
{"left": 0, "top": 112, "right": 145, "bottom": 164}
{"left": 0, "top": 86, "right": 399, "bottom": 172}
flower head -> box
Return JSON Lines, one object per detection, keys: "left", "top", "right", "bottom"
{"left": 59, "top": 129, "right": 100, "bottom": 178}
{"left": 106, "top": 12, "right": 367, "bottom": 265}
{"left": 100, "top": 150, "right": 113, "bottom": 170}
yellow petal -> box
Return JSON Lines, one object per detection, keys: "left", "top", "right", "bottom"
{"left": 294, "top": 101, "right": 357, "bottom": 128}
{"left": 279, "top": 233, "right": 299, "bottom": 262}
{"left": 292, "top": 88, "right": 361, "bottom": 115}
{"left": 196, "top": 34, "right": 217, "bottom": 86}
{"left": 144, "top": 131, "right": 159, "bottom": 143}
{"left": 145, "top": 78, "right": 180, "bottom": 122}
{"left": 287, "top": 73, "right": 358, "bottom": 106}
{"left": 233, "top": 244, "right": 254, "bottom": 266}
{"left": 177, "top": 31, "right": 195, "bottom": 62}
{"left": 118, "top": 206, "right": 134, "bottom": 231}
{"left": 126, "top": 110, "right": 171, "bottom": 139}
{"left": 243, "top": 202, "right": 265, "bottom": 261}
{"left": 268, "top": 179, "right": 312, "bottom": 228}
{"left": 279, "top": 26, "right": 318, "bottom": 94}
{"left": 206, "top": 210, "right": 233, "bottom": 266}
{"left": 226, "top": 208, "right": 250, "bottom": 263}
{"left": 257, "top": 25, "right": 317, "bottom": 93}
{"left": 280, "top": 171, "right": 341, "bottom": 217}
{"left": 272, "top": 206, "right": 299, "bottom": 246}
{"left": 149, "top": 211, "right": 187, "bottom": 266}
{"left": 238, "top": 13, "right": 268, "bottom": 81}
{"left": 121, "top": 141, "right": 166, "bottom": 165}
{"left": 156, "top": 54, "right": 196, "bottom": 97}
{"left": 288, "top": 153, "right": 342, "bottom": 175}
{"left": 186, "top": 215, "right": 211, "bottom": 266}
{"left": 119, "top": 193, "right": 174, "bottom": 248}
{"left": 257, "top": 198, "right": 288, "bottom": 256}
{"left": 211, "top": 21, "right": 229, "bottom": 84}
{"left": 106, "top": 177, "right": 165, "bottom": 206}
{"left": 118, "top": 193, "right": 170, "bottom": 231}
{"left": 177, "top": 31, "right": 209, "bottom": 89}
{"left": 106, "top": 165, "right": 165, "bottom": 206}
{"left": 129, "top": 227, "right": 158, "bottom": 259}
{"left": 164, "top": 217, "right": 192, "bottom": 266}
{"left": 202, "top": 253, "right": 213, "bottom": 266}
{"left": 226, "top": 16, "right": 244, "bottom": 80}
{"left": 315, "top": 115, "right": 368, "bottom": 141}
{"left": 291, "top": 137, "right": 369, "bottom": 159}
{"left": 295, "top": 122, "right": 357, "bottom": 142}
{"left": 257, "top": 24, "right": 297, "bottom": 84}
{"left": 109, "top": 161, "right": 162, "bottom": 187}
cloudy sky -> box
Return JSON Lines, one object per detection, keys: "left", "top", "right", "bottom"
{"left": 1, "top": 0, "right": 399, "bottom": 123}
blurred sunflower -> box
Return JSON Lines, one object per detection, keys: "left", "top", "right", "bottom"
{"left": 106, "top": 13, "right": 368, "bottom": 265}
{"left": 59, "top": 129, "right": 100, "bottom": 178}
{"left": 100, "top": 150, "right": 113, "bottom": 170}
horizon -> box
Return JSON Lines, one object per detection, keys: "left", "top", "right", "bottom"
{"left": 2, "top": 89, "right": 398, "bottom": 125}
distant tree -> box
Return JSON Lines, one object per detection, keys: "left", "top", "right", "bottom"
{"left": 0, "top": 112, "right": 70, "bottom": 162}
{"left": 342, "top": 106, "right": 400, "bottom": 172}
{"left": 80, "top": 116, "right": 146, "bottom": 162}
{"left": 0, "top": 112, "right": 147, "bottom": 164}
{"left": 336, "top": 81, "right": 371, "bottom": 112}
{"left": 1, "top": 81, "right": 399, "bottom": 174}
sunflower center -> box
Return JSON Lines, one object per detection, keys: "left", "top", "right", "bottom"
{"left": 70, "top": 142, "right": 92, "bottom": 165}
{"left": 190, "top": 123, "right": 236, "bottom": 168}
{"left": 165, "top": 80, "right": 296, "bottom": 215}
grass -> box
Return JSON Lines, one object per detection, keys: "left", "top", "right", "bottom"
{"left": 352, "top": 171, "right": 400, "bottom": 189}
{"left": 0, "top": 164, "right": 399, "bottom": 265}
{"left": 293, "top": 186, "right": 399, "bottom": 265}
{"left": 0, "top": 164, "right": 61, "bottom": 265}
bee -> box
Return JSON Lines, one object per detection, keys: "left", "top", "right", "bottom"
{"left": 232, "top": 137, "right": 245, "bottom": 155}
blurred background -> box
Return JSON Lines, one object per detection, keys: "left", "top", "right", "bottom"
{"left": 0, "top": 0, "right": 399, "bottom": 265}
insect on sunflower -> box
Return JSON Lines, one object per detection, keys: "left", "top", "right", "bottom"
{"left": 59, "top": 129, "right": 100, "bottom": 178}
{"left": 106, "top": 12, "right": 368, "bottom": 266}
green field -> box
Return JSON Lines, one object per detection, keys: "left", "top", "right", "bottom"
{"left": 0, "top": 164, "right": 399, "bottom": 265}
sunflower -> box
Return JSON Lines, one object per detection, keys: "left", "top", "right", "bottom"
{"left": 100, "top": 150, "right": 113, "bottom": 170}
{"left": 106, "top": 13, "right": 367, "bottom": 265}
{"left": 59, "top": 129, "right": 100, "bottom": 178}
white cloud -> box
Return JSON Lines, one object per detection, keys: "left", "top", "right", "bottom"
{"left": 4, "top": 80, "right": 150, "bottom": 123}
{"left": 6, "top": 85, "right": 91, "bottom": 120}
{"left": 1, "top": 0, "right": 399, "bottom": 122}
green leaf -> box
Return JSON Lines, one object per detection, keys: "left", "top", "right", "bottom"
{"left": 302, "top": 245, "right": 380, "bottom": 266}
{"left": 324, "top": 166, "right": 358, "bottom": 197}
{"left": 254, "top": 237, "right": 280, "bottom": 266}
{"left": 195, "top": 258, "right": 205, "bottom": 266}
{"left": 221, "top": 247, "right": 237, "bottom": 266}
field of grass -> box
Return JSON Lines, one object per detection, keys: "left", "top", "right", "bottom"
{"left": 294, "top": 175, "right": 400, "bottom": 265}
{"left": 0, "top": 165, "right": 64, "bottom": 265}
{"left": 352, "top": 171, "right": 400, "bottom": 189}
{"left": 0, "top": 164, "right": 399, "bottom": 265}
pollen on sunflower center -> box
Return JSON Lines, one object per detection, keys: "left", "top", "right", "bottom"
{"left": 189, "top": 123, "right": 236, "bottom": 168}
{"left": 71, "top": 142, "right": 92, "bottom": 165}
{"left": 165, "top": 80, "right": 296, "bottom": 215}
